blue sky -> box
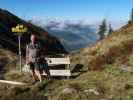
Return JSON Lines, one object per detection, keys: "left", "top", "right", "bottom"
{"left": 0, "top": 0, "right": 133, "bottom": 24}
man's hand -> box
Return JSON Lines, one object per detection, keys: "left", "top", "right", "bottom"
{"left": 26, "top": 60, "right": 31, "bottom": 65}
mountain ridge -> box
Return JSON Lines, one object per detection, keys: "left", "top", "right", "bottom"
{"left": 0, "top": 8, "right": 67, "bottom": 55}
{"left": 31, "top": 19, "right": 98, "bottom": 51}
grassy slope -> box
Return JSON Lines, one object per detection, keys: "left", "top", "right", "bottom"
{"left": 0, "top": 23, "right": 133, "bottom": 100}
{"left": 47, "top": 23, "right": 133, "bottom": 100}
{"left": 71, "top": 23, "right": 133, "bottom": 70}
{"left": 0, "top": 49, "right": 17, "bottom": 71}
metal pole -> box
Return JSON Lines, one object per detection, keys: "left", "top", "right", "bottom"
{"left": 18, "top": 35, "right": 22, "bottom": 72}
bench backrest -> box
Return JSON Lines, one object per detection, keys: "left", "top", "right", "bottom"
{"left": 45, "top": 57, "right": 70, "bottom": 65}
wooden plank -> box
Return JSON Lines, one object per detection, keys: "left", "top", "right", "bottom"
{"left": 49, "top": 70, "right": 71, "bottom": 76}
{"left": 0, "top": 80, "right": 26, "bottom": 85}
{"left": 46, "top": 58, "right": 70, "bottom": 65}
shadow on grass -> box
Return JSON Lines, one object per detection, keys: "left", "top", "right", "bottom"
{"left": 70, "top": 64, "right": 87, "bottom": 78}
{"left": 0, "top": 59, "right": 8, "bottom": 79}
{"left": 71, "top": 64, "right": 84, "bottom": 73}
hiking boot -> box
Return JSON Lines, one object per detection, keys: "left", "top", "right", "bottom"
{"left": 31, "top": 80, "right": 38, "bottom": 85}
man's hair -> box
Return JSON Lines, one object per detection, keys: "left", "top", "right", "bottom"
{"left": 30, "top": 34, "right": 38, "bottom": 42}
{"left": 31, "top": 34, "right": 36, "bottom": 37}
{"left": 31, "top": 34, "right": 37, "bottom": 38}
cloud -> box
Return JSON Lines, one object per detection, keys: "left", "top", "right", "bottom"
{"left": 30, "top": 18, "right": 126, "bottom": 51}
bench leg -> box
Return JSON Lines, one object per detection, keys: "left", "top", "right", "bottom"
{"left": 67, "top": 64, "right": 70, "bottom": 79}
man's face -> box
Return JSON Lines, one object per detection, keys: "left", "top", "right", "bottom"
{"left": 31, "top": 35, "right": 36, "bottom": 43}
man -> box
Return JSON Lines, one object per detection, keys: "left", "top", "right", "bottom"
{"left": 26, "top": 34, "right": 50, "bottom": 83}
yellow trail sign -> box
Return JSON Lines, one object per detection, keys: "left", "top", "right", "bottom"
{"left": 11, "top": 24, "right": 28, "bottom": 33}
{"left": 11, "top": 24, "right": 28, "bottom": 72}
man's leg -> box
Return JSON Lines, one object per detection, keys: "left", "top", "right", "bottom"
{"left": 31, "top": 69, "right": 38, "bottom": 81}
{"left": 41, "top": 63, "right": 51, "bottom": 79}
{"left": 35, "top": 69, "right": 42, "bottom": 82}
{"left": 30, "top": 63, "right": 38, "bottom": 82}
{"left": 42, "top": 70, "right": 47, "bottom": 76}
{"left": 44, "top": 67, "right": 51, "bottom": 80}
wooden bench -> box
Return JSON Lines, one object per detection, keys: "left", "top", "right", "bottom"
{"left": 23, "top": 57, "right": 71, "bottom": 77}
{"left": 45, "top": 57, "right": 71, "bottom": 77}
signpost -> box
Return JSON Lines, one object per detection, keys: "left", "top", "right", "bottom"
{"left": 11, "top": 24, "right": 28, "bottom": 72}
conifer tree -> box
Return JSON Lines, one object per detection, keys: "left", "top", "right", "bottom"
{"left": 108, "top": 23, "right": 113, "bottom": 35}
{"left": 98, "top": 19, "right": 107, "bottom": 40}
{"left": 131, "top": 8, "right": 133, "bottom": 22}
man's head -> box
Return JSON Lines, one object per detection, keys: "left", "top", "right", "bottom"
{"left": 30, "top": 34, "right": 37, "bottom": 43}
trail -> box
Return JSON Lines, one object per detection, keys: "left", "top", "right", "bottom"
{"left": 0, "top": 80, "right": 26, "bottom": 85}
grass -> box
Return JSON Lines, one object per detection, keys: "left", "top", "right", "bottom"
{"left": 0, "top": 54, "right": 133, "bottom": 100}
{"left": 54, "top": 63, "right": 133, "bottom": 100}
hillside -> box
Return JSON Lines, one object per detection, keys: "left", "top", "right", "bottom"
{"left": 0, "top": 8, "right": 67, "bottom": 55}
{"left": 71, "top": 22, "right": 133, "bottom": 70}
{"left": 0, "top": 22, "right": 133, "bottom": 100}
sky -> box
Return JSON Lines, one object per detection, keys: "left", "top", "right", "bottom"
{"left": 0, "top": 0, "right": 133, "bottom": 25}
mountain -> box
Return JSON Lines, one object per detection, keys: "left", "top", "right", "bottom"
{"left": 1, "top": 21, "right": 133, "bottom": 100}
{"left": 32, "top": 20, "right": 98, "bottom": 51}
{"left": 0, "top": 9, "right": 67, "bottom": 55}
